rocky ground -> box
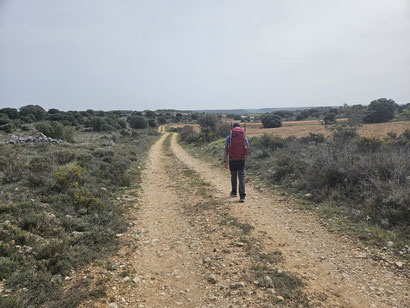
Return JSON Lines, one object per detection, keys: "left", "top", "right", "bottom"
{"left": 74, "top": 132, "right": 408, "bottom": 308}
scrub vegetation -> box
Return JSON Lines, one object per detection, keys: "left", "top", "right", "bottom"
{"left": 0, "top": 105, "right": 159, "bottom": 307}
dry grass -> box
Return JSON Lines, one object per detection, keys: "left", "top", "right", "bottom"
{"left": 169, "top": 123, "right": 201, "bottom": 131}
{"left": 169, "top": 120, "right": 409, "bottom": 138}
{"left": 245, "top": 120, "right": 409, "bottom": 138}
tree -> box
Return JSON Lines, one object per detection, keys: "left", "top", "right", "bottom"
{"left": 157, "top": 116, "right": 167, "bottom": 124}
{"left": 261, "top": 114, "right": 282, "bottom": 128}
{"left": 346, "top": 104, "right": 366, "bottom": 126}
{"left": 198, "top": 114, "right": 218, "bottom": 130}
{"left": 148, "top": 119, "right": 157, "bottom": 128}
{"left": 90, "top": 117, "right": 103, "bottom": 131}
{"left": 175, "top": 113, "right": 183, "bottom": 122}
{"left": 117, "top": 119, "right": 127, "bottom": 129}
{"left": 323, "top": 113, "right": 336, "bottom": 124}
{"left": 48, "top": 108, "right": 60, "bottom": 114}
{"left": 403, "top": 105, "right": 410, "bottom": 120}
{"left": 19, "top": 105, "right": 46, "bottom": 121}
{"left": 0, "top": 113, "right": 12, "bottom": 125}
{"left": 273, "top": 110, "right": 294, "bottom": 118}
{"left": 363, "top": 98, "right": 397, "bottom": 123}
{"left": 296, "top": 110, "right": 309, "bottom": 121}
{"left": 127, "top": 115, "right": 148, "bottom": 129}
{"left": 0, "top": 108, "right": 19, "bottom": 119}
{"left": 144, "top": 110, "right": 156, "bottom": 118}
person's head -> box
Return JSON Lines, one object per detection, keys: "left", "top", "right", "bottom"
{"left": 233, "top": 123, "right": 240, "bottom": 128}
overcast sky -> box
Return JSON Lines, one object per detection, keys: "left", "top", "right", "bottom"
{"left": 0, "top": 0, "right": 409, "bottom": 111}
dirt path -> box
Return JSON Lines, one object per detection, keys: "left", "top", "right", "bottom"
{"left": 83, "top": 132, "right": 408, "bottom": 308}
{"left": 170, "top": 134, "right": 409, "bottom": 308}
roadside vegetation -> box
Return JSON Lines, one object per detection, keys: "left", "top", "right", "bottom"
{"left": 0, "top": 105, "right": 159, "bottom": 307}
{"left": 0, "top": 105, "right": 203, "bottom": 136}
{"left": 178, "top": 112, "right": 410, "bottom": 254}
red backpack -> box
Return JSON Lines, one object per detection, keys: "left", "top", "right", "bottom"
{"left": 227, "top": 127, "right": 248, "bottom": 160}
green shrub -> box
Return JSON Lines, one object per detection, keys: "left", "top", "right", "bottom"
{"left": 198, "top": 114, "right": 219, "bottom": 131}
{"left": 323, "top": 112, "right": 336, "bottom": 124}
{"left": 244, "top": 132, "right": 410, "bottom": 231}
{"left": 0, "top": 108, "right": 19, "bottom": 120}
{"left": 127, "top": 115, "right": 148, "bottom": 129}
{"left": 261, "top": 113, "right": 282, "bottom": 128}
{"left": 0, "top": 124, "right": 158, "bottom": 306}
{"left": 148, "top": 119, "right": 157, "bottom": 128}
{"left": 251, "top": 134, "right": 286, "bottom": 150}
{"left": 0, "top": 257, "right": 19, "bottom": 280}
{"left": 20, "top": 105, "right": 47, "bottom": 121}
{"left": 0, "top": 123, "right": 14, "bottom": 133}
{"left": 0, "top": 148, "right": 28, "bottom": 183}
{"left": 52, "top": 164, "right": 82, "bottom": 193}
{"left": 356, "top": 136, "right": 383, "bottom": 152}
{"left": 74, "top": 189, "right": 104, "bottom": 209}
{"left": 179, "top": 126, "right": 201, "bottom": 143}
{"left": 36, "top": 122, "right": 74, "bottom": 142}
{"left": 330, "top": 124, "right": 358, "bottom": 142}
{"left": 54, "top": 150, "right": 76, "bottom": 165}
{"left": 363, "top": 98, "right": 397, "bottom": 123}
{"left": 300, "top": 133, "right": 325, "bottom": 144}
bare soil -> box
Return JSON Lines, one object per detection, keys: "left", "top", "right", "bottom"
{"left": 80, "top": 132, "right": 409, "bottom": 308}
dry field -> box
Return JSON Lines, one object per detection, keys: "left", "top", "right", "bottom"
{"left": 169, "top": 123, "right": 201, "bottom": 131}
{"left": 170, "top": 120, "right": 409, "bottom": 138}
{"left": 244, "top": 120, "right": 410, "bottom": 138}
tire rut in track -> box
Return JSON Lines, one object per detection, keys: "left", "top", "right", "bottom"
{"left": 170, "top": 133, "right": 409, "bottom": 308}
{"left": 81, "top": 132, "right": 408, "bottom": 308}
{"left": 84, "top": 133, "right": 306, "bottom": 307}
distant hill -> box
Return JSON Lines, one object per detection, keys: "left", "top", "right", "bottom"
{"left": 155, "top": 106, "right": 342, "bottom": 115}
{"left": 189, "top": 107, "right": 313, "bottom": 115}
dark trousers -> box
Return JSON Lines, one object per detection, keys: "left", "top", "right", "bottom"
{"left": 229, "top": 159, "right": 246, "bottom": 198}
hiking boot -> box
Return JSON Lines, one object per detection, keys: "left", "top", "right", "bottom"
{"left": 239, "top": 196, "right": 245, "bottom": 203}
{"left": 230, "top": 192, "right": 237, "bottom": 197}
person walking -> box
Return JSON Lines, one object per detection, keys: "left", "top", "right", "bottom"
{"left": 224, "top": 123, "right": 249, "bottom": 202}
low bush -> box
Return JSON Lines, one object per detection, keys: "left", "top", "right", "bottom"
{"left": 246, "top": 131, "right": 410, "bottom": 232}
{"left": 127, "top": 115, "right": 148, "bottom": 129}
{"left": 179, "top": 117, "right": 230, "bottom": 144}
{"left": 0, "top": 123, "right": 14, "bottom": 133}
{"left": 190, "top": 129, "right": 410, "bottom": 236}
{"left": 36, "top": 121, "right": 74, "bottom": 142}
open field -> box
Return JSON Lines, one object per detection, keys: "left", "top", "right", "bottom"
{"left": 169, "top": 123, "right": 201, "bottom": 131}
{"left": 240, "top": 120, "right": 409, "bottom": 138}
{"left": 170, "top": 120, "right": 409, "bottom": 138}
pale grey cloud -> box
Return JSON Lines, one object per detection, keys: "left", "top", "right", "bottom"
{"left": 0, "top": 0, "right": 409, "bottom": 111}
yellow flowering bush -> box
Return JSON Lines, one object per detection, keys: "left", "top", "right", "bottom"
{"left": 355, "top": 136, "right": 383, "bottom": 151}
{"left": 52, "top": 164, "right": 82, "bottom": 192}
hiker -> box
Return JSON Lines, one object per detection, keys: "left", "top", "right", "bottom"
{"left": 224, "top": 123, "right": 249, "bottom": 202}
